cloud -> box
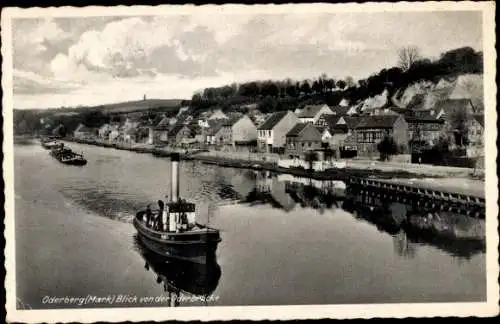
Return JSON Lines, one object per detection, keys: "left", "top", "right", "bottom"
{"left": 11, "top": 10, "right": 483, "bottom": 108}
{"left": 12, "top": 18, "right": 73, "bottom": 75}
{"left": 13, "top": 69, "right": 81, "bottom": 94}
{"left": 47, "top": 16, "right": 220, "bottom": 80}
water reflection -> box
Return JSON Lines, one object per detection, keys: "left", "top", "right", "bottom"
{"left": 133, "top": 235, "right": 221, "bottom": 307}
{"left": 243, "top": 171, "right": 345, "bottom": 213}
{"left": 343, "top": 187, "right": 486, "bottom": 259}
{"left": 244, "top": 171, "right": 484, "bottom": 260}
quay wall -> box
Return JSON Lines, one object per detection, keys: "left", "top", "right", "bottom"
{"left": 61, "top": 137, "right": 485, "bottom": 200}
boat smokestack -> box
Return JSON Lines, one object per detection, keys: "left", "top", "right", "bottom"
{"left": 170, "top": 153, "right": 180, "bottom": 202}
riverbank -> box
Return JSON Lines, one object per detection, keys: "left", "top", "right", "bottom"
{"left": 62, "top": 137, "right": 485, "bottom": 199}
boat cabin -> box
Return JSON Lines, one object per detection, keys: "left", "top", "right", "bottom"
{"left": 137, "top": 200, "right": 198, "bottom": 233}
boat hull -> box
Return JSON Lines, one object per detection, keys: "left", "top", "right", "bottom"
{"left": 60, "top": 159, "right": 88, "bottom": 166}
{"left": 133, "top": 217, "right": 220, "bottom": 264}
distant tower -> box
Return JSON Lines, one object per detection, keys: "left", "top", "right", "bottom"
{"left": 143, "top": 94, "right": 146, "bottom": 101}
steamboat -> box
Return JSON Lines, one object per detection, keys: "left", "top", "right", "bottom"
{"left": 134, "top": 153, "right": 221, "bottom": 264}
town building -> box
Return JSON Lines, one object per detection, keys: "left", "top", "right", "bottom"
{"left": 219, "top": 115, "right": 258, "bottom": 151}
{"left": 168, "top": 123, "right": 191, "bottom": 147}
{"left": 205, "top": 120, "right": 226, "bottom": 146}
{"left": 467, "top": 114, "right": 484, "bottom": 157}
{"left": 285, "top": 123, "right": 323, "bottom": 158}
{"left": 405, "top": 116, "right": 445, "bottom": 146}
{"left": 354, "top": 115, "right": 409, "bottom": 155}
{"left": 257, "top": 110, "right": 300, "bottom": 154}
{"left": 296, "top": 104, "right": 334, "bottom": 124}
{"left": 434, "top": 98, "right": 478, "bottom": 120}
{"left": 154, "top": 116, "right": 171, "bottom": 145}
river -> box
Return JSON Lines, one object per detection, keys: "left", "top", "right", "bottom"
{"left": 13, "top": 142, "right": 486, "bottom": 309}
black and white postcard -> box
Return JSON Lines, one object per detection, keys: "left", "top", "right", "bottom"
{"left": 2, "top": 2, "right": 498, "bottom": 322}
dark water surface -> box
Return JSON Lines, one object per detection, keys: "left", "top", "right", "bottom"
{"left": 14, "top": 143, "right": 486, "bottom": 309}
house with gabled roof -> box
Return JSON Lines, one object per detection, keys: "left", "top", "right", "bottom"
{"left": 405, "top": 116, "right": 445, "bottom": 147}
{"left": 285, "top": 123, "right": 323, "bottom": 158}
{"left": 168, "top": 123, "right": 191, "bottom": 147}
{"left": 257, "top": 110, "right": 300, "bottom": 153}
{"left": 354, "top": 115, "right": 409, "bottom": 155}
{"left": 434, "top": 98, "right": 477, "bottom": 120}
{"left": 297, "top": 104, "right": 334, "bottom": 124}
{"left": 205, "top": 119, "right": 226, "bottom": 146}
{"left": 218, "top": 115, "right": 258, "bottom": 151}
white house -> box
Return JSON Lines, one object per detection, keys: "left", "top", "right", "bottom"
{"left": 257, "top": 110, "right": 300, "bottom": 153}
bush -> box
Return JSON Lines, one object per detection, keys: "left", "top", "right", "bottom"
{"left": 377, "top": 136, "right": 398, "bottom": 161}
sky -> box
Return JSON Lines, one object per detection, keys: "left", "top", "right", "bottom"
{"left": 10, "top": 10, "right": 483, "bottom": 109}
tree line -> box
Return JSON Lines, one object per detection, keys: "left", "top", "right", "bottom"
{"left": 190, "top": 46, "right": 483, "bottom": 113}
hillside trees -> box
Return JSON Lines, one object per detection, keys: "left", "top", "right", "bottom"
{"left": 398, "top": 46, "right": 422, "bottom": 72}
{"left": 186, "top": 46, "right": 482, "bottom": 116}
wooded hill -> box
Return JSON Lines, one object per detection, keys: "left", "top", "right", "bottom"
{"left": 189, "top": 46, "right": 483, "bottom": 114}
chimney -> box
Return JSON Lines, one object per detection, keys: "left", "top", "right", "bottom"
{"left": 170, "top": 153, "right": 180, "bottom": 202}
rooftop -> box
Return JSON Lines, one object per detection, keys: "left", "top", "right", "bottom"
{"left": 286, "top": 123, "right": 308, "bottom": 137}
{"left": 472, "top": 114, "right": 484, "bottom": 128}
{"left": 168, "top": 123, "right": 187, "bottom": 137}
{"left": 435, "top": 98, "right": 477, "bottom": 115}
{"left": 319, "top": 114, "right": 342, "bottom": 127}
{"left": 297, "top": 104, "right": 329, "bottom": 118}
{"left": 339, "top": 116, "right": 362, "bottom": 129}
{"left": 355, "top": 115, "right": 401, "bottom": 129}
{"left": 258, "top": 111, "right": 289, "bottom": 130}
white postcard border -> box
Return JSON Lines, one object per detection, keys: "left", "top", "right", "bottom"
{"left": 2, "top": 2, "right": 498, "bottom": 322}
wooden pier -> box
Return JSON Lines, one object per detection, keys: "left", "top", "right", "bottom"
{"left": 346, "top": 176, "right": 486, "bottom": 218}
